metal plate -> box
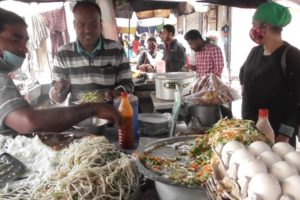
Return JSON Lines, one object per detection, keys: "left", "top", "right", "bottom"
{"left": 135, "top": 136, "right": 206, "bottom": 190}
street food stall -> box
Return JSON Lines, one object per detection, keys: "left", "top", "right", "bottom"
{"left": 1, "top": 0, "right": 300, "bottom": 200}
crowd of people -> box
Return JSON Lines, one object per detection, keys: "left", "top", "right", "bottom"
{"left": 120, "top": 24, "right": 225, "bottom": 76}
{"left": 0, "top": 1, "right": 299, "bottom": 148}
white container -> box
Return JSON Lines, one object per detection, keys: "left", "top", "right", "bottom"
{"left": 155, "top": 72, "right": 196, "bottom": 100}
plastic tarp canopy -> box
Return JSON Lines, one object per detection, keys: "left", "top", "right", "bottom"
{"left": 1, "top": 0, "right": 267, "bottom": 9}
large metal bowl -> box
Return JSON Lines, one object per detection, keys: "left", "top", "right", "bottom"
{"left": 185, "top": 104, "right": 222, "bottom": 128}
{"left": 134, "top": 136, "right": 208, "bottom": 200}
{"left": 73, "top": 117, "right": 108, "bottom": 135}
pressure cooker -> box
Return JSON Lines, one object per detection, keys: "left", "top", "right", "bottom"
{"left": 155, "top": 72, "right": 196, "bottom": 100}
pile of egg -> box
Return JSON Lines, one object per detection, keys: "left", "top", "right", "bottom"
{"left": 220, "top": 140, "right": 300, "bottom": 200}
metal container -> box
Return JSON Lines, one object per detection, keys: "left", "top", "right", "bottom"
{"left": 155, "top": 72, "right": 196, "bottom": 100}
{"left": 73, "top": 117, "right": 108, "bottom": 135}
{"left": 134, "top": 136, "right": 208, "bottom": 200}
{"left": 185, "top": 104, "right": 221, "bottom": 128}
{"left": 138, "top": 113, "right": 170, "bottom": 136}
{"left": 155, "top": 182, "right": 208, "bottom": 200}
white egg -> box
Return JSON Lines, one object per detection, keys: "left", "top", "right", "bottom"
{"left": 279, "top": 195, "right": 294, "bottom": 200}
{"left": 272, "top": 142, "right": 295, "bottom": 158}
{"left": 270, "top": 161, "right": 298, "bottom": 182}
{"left": 284, "top": 151, "right": 300, "bottom": 171}
{"left": 248, "top": 173, "right": 281, "bottom": 200}
{"left": 248, "top": 141, "right": 271, "bottom": 156}
{"left": 258, "top": 150, "right": 282, "bottom": 168}
{"left": 229, "top": 148, "right": 254, "bottom": 168}
{"left": 237, "top": 157, "right": 267, "bottom": 183}
{"left": 221, "top": 140, "right": 245, "bottom": 167}
{"left": 282, "top": 175, "right": 300, "bottom": 200}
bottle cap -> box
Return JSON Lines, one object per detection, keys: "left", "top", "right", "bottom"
{"left": 121, "top": 92, "right": 128, "bottom": 97}
{"left": 258, "top": 109, "right": 269, "bottom": 117}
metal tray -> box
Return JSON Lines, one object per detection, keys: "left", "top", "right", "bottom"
{"left": 134, "top": 135, "right": 206, "bottom": 190}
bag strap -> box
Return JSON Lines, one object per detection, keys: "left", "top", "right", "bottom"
{"left": 281, "top": 45, "right": 291, "bottom": 76}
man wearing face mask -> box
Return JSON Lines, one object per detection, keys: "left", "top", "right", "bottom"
{"left": 136, "top": 37, "right": 163, "bottom": 72}
{"left": 0, "top": 8, "right": 121, "bottom": 134}
{"left": 49, "top": 1, "right": 133, "bottom": 105}
{"left": 239, "top": 2, "right": 300, "bottom": 147}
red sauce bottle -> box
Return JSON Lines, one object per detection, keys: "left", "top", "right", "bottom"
{"left": 118, "top": 92, "right": 134, "bottom": 149}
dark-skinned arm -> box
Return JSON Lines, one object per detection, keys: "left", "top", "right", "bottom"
{"left": 4, "top": 103, "right": 121, "bottom": 134}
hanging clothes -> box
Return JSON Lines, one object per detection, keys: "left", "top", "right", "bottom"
{"left": 26, "top": 14, "right": 50, "bottom": 82}
{"left": 41, "top": 7, "right": 70, "bottom": 58}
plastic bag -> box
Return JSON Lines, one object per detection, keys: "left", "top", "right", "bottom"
{"left": 183, "top": 74, "right": 240, "bottom": 105}
{"left": 169, "top": 86, "right": 181, "bottom": 137}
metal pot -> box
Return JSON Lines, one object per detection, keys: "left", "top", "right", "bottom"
{"left": 185, "top": 104, "right": 222, "bottom": 128}
{"left": 155, "top": 182, "right": 207, "bottom": 200}
{"left": 155, "top": 72, "right": 196, "bottom": 100}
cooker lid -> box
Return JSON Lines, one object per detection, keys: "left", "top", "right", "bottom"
{"left": 156, "top": 72, "right": 196, "bottom": 80}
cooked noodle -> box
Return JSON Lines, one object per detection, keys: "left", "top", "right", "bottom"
{"left": 0, "top": 136, "right": 141, "bottom": 200}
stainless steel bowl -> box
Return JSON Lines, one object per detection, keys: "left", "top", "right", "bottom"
{"left": 138, "top": 113, "right": 170, "bottom": 136}
{"left": 73, "top": 117, "right": 108, "bottom": 135}
{"left": 185, "top": 104, "right": 222, "bottom": 128}
{"left": 155, "top": 181, "right": 207, "bottom": 200}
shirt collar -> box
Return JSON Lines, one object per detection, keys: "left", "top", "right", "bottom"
{"left": 76, "top": 38, "right": 102, "bottom": 58}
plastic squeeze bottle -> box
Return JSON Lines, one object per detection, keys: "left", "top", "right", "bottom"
{"left": 118, "top": 92, "right": 134, "bottom": 149}
{"left": 256, "top": 109, "right": 275, "bottom": 143}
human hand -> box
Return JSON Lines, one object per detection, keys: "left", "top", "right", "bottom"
{"left": 54, "top": 78, "right": 70, "bottom": 97}
{"left": 139, "top": 64, "right": 148, "bottom": 72}
{"left": 144, "top": 64, "right": 154, "bottom": 72}
{"left": 95, "top": 103, "right": 122, "bottom": 128}
{"left": 183, "top": 64, "right": 192, "bottom": 72}
{"left": 105, "top": 90, "right": 115, "bottom": 101}
{"left": 104, "top": 88, "right": 125, "bottom": 101}
{"left": 275, "top": 134, "right": 290, "bottom": 143}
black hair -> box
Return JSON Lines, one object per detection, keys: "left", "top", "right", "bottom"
{"left": 163, "top": 24, "right": 175, "bottom": 36}
{"left": 73, "top": 1, "right": 102, "bottom": 18}
{"left": 147, "top": 37, "right": 157, "bottom": 44}
{"left": 0, "top": 8, "right": 27, "bottom": 33}
{"left": 184, "top": 29, "right": 203, "bottom": 41}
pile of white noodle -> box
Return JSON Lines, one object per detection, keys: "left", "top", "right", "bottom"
{"left": 0, "top": 136, "right": 141, "bottom": 200}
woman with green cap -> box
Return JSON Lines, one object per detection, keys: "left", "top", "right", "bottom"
{"left": 239, "top": 2, "right": 300, "bottom": 147}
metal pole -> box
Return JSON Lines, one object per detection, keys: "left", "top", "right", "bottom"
{"left": 127, "top": 5, "right": 131, "bottom": 58}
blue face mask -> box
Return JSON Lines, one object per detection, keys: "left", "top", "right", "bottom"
{"left": 3, "top": 50, "right": 25, "bottom": 71}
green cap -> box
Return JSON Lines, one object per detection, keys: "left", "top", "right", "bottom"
{"left": 253, "top": 2, "right": 292, "bottom": 27}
